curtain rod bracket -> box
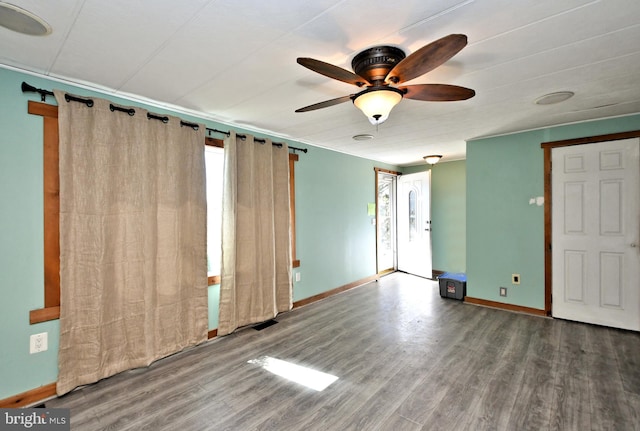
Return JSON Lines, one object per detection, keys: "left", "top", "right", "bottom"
{"left": 21, "top": 81, "right": 54, "bottom": 102}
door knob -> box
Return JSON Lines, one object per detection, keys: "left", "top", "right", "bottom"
{"left": 632, "top": 243, "right": 638, "bottom": 248}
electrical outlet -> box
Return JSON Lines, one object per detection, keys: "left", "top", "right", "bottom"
{"left": 30, "top": 332, "right": 48, "bottom": 354}
{"left": 512, "top": 274, "right": 520, "bottom": 285}
{"left": 295, "top": 272, "right": 301, "bottom": 282}
{"left": 500, "top": 287, "right": 507, "bottom": 297}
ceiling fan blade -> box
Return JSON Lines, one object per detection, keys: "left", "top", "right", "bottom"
{"left": 385, "top": 34, "right": 468, "bottom": 85}
{"left": 295, "top": 95, "right": 353, "bottom": 112}
{"left": 401, "top": 84, "right": 475, "bottom": 101}
{"left": 297, "top": 58, "right": 370, "bottom": 87}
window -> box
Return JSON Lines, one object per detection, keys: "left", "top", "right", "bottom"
{"left": 408, "top": 189, "right": 417, "bottom": 242}
{"left": 205, "top": 139, "right": 224, "bottom": 285}
{"left": 30, "top": 105, "right": 299, "bottom": 323}
{"left": 204, "top": 137, "right": 300, "bottom": 286}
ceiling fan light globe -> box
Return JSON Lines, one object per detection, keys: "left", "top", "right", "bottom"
{"left": 353, "top": 89, "right": 403, "bottom": 123}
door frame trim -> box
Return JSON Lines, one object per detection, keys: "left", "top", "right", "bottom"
{"left": 540, "top": 130, "right": 640, "bottom": 316}
{"left": 374, "top": 168, "right": 400, "bottom": 275}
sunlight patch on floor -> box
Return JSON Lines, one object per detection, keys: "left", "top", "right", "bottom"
{"left": 248, "top": 356, "right": 338, "bottom": 391}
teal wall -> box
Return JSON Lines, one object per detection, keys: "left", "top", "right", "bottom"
{"left": 431, "top": 160, "right": 466, "bottom": 273}
{"left": 293, "top": 146, "right": 398, "bottom": 300}
{"left": 466, "top": 114, "right": 640, "bottom": 310}
{"left": 1, "top": 69, "right": 60, "bottom": 401}
{"left": 0, "top": 67, "right": 397, "bottom": 400}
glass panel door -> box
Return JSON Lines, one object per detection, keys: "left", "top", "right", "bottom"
{"left": 377, "top": 172, "right": 396, "bottom": 273}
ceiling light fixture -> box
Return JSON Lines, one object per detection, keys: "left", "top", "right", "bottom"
{"left": 534, "top": 91, "right": 574, "bottom": 105}
{"left": 424, "top": 155, "right": 442, "bottom": 165}
{"left": 352, "top": 87, "right": 404, "bottom": 125}
{"left": 352, "top": 133, "right": 374, "bottom": 141}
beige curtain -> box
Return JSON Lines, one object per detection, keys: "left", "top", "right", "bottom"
{"left": 54, "top": 91, "right": 208, "bottom": 396}
{"left": 218, "top": 132, "right": 292, "bottom": 335}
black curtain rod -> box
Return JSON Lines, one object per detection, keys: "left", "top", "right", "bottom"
{"left": 22, "top": 82, "right": 53, "bottom": 102}
{"left": 207, "top": 128, "right": 308, "bottom": 154}
{"left": 65, "top": 93, "right": 94, "bottom": 107}
{"left": 109, "top": 104, "right": 195, "bottom": 129}
{"left": 21, "top": 81, "right": 307, "bottom": 154}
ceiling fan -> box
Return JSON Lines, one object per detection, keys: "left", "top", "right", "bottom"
{"left": 295, "top": 34, "right": 475, "bottom": 125}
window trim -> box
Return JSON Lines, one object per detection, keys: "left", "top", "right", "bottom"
{"left": 29, "top": 101, "right": 60, "bottom": 324}
{"left": 289, "top": 153, "right": 300, "bottom": 268}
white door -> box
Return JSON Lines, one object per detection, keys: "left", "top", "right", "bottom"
{"left": 552, "top": 138, "right": 640, "bottom": 331}
{"left": 397, "top": 171, "right": 432, "bottom": 278}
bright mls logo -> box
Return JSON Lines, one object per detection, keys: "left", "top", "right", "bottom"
{"left": 0, "top": 408, "right": 70, "bottom": 430}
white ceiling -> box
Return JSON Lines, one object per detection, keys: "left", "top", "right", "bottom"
{"left": 2, "top": 0, "right": 640, "bottom": 166}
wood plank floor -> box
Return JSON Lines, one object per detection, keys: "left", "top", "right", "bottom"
{"left": 46, "top": 273, "right": 640, "bottom": 430}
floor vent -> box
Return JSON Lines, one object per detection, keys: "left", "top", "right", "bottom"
{"left": 253, "top": 319, "right": 278, "bottom": 331}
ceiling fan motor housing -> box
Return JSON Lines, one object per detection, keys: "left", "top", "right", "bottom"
{"left": 351, "top": 46, "right": 406, "bottom": 84}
